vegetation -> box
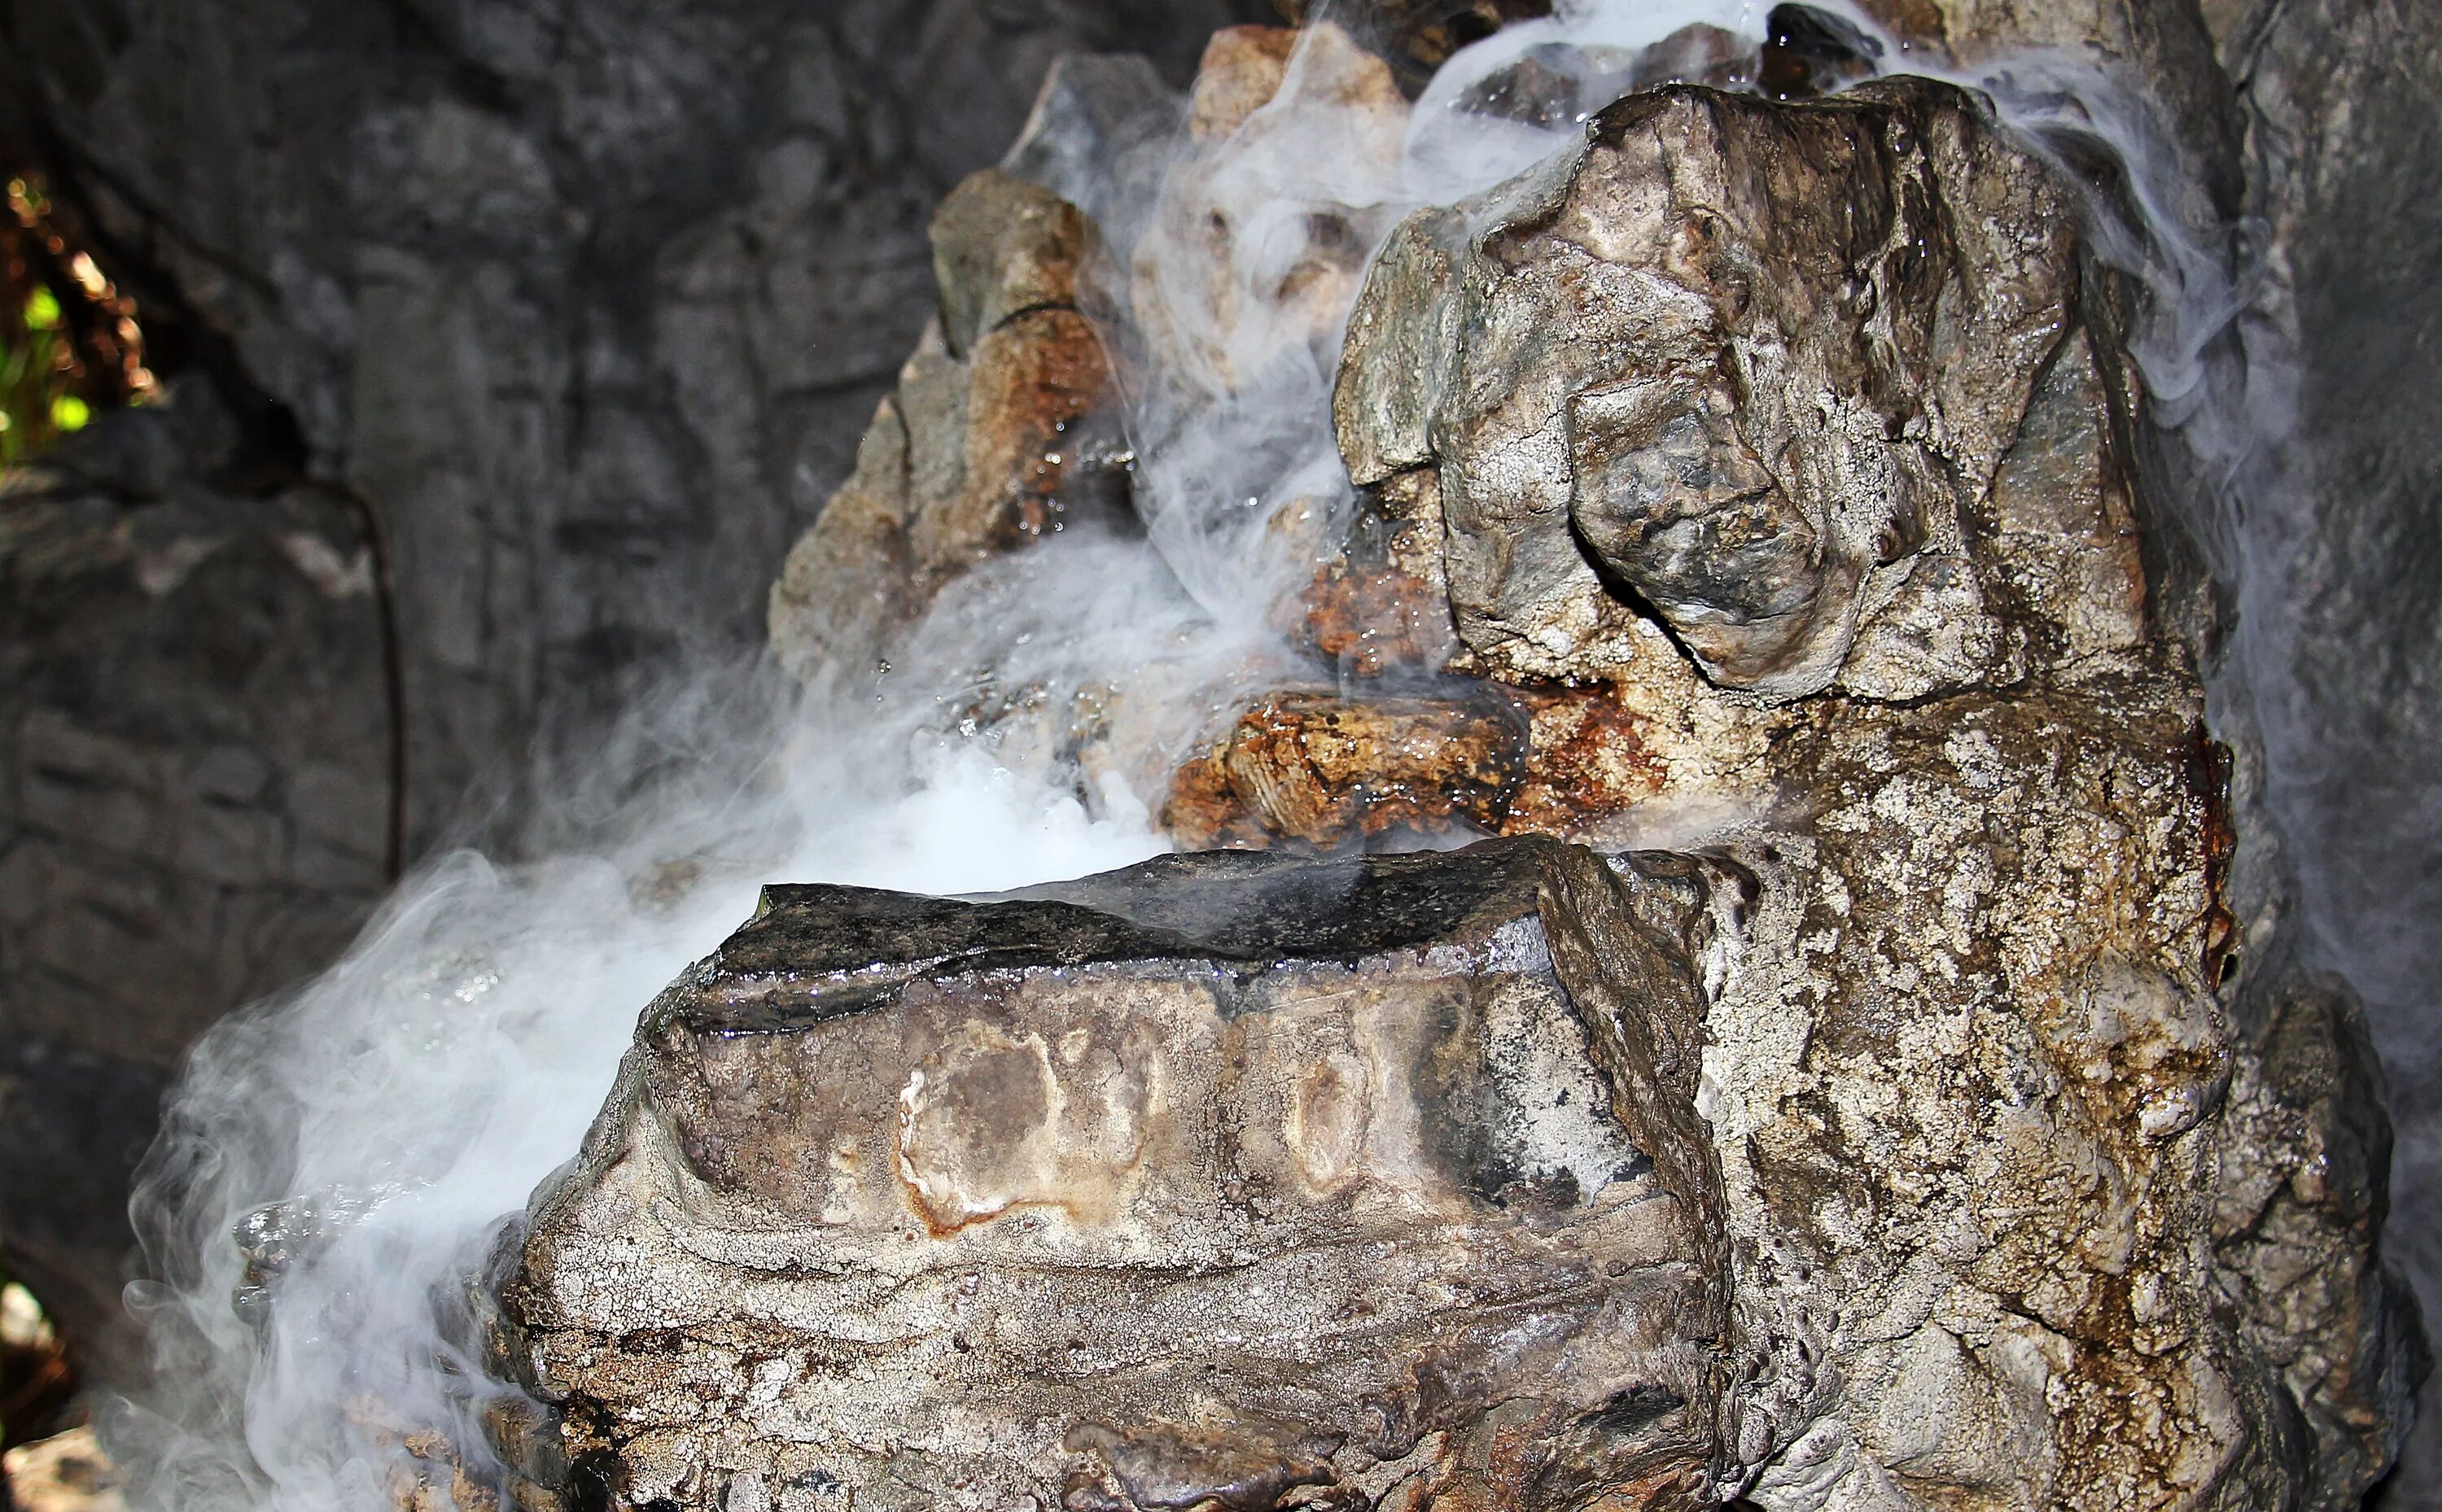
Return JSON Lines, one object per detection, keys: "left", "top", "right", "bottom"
{"left": 0, "top": 174, "right": 154, "bottom": 468}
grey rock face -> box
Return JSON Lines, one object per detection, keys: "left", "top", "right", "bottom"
{"left": 2213, "top": 953, "right": 2429, "bottom": 1506}
{"left": 0, "top": 400, "right": 392, "bottom": 1375}
{"left": 1335, "top": 77, "right": 2084, "bottom": 701}
{"left": 505, "top": 838, "right": 1735, "bottom": 1510}
{"left": 2202, "top": 0, "right": 2442, "bottom": 1493}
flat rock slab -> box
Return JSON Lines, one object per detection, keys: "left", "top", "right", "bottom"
{"left": 506, "top": 837, "right": 1731, "bottom": 1510}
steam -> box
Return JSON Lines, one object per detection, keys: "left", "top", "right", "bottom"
{"left": 101, "top": 2, "right": 2414, "bottom": 1509}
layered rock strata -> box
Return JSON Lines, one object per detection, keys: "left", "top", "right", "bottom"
{"left": 502, "top": 20, "right": 2416, "bottom": 1512}
{"left": 505, "top": 839, "right": 1735, "bottom": 1510}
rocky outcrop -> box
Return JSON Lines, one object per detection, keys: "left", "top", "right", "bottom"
{"left": 1256, "top": 62, "right": 2406, "bottom": 1507}
{"left": 767, "top": 169, "right": 1127, "bottom": 688}
{"left": 1334, "top": 78, "right": 2099, "bottom": 700}
{"left": 536, "top": 24, "right": 2418, "bottom": 1509}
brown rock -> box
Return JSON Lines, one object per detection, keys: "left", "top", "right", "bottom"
{"left": 912, "top": 308, "right": 1115, "bottom": 564}
{"left": 1163, "top": 690, "right": 1525, "bottom": 849}
{"left": 928, "top": 168, "right": 1092, "bottom": 360}
{"left": 1298, "top": 469, "right": 1460, "bottom": 675}
{"left": 768, "top": 173, "right": 1121, "bottom": 688}
{"left": 1186, "top": 26, "right": 1305, "bottom": 142}
{"left": 1499, "top": 690, "right": 1674, "bottom": 842}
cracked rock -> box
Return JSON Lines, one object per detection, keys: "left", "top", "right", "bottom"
{"left": 767, "top": 170, "right": 1129, "bottom": 688}
{"left": 1334, "top": 77, "right": 2084, "bottom": 700}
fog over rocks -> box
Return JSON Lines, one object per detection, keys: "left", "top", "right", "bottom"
{"left": 0, "top": 0, "right": 1272, "bottom": 1383}
{"left": 3, "top": 0, "right": 2438, "bottom": 1507}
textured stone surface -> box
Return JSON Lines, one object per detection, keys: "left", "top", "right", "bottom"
{"left": 517, "top": 38, "right": 2411, "bottom": 1501}
{"left": 12, "top": 0, "right": 2415, "bottom": 1505}
{"left": 1335, "top": 77, "right": 2088, "bottom": 701}
{"left": 0, "top": 395, "right": 391, "bottom": 1376}
{"left": 506, "top": 838, "right": 1732, "bottom": 1510}
{"left": 2206, "top": 0, "right": 2442, "bottom": 1495}
{"left": 1162, "top": 691, "right": 1527, "bottom": 848}
{"left": 673, "top": 16, "right": 2431, "bottom": 1499}
{"left": 2212, "top": 954, "right": 2427, "bottom": 1506}
{"left": 1182, "top": 55, "right": 2407, "bottom": 1507}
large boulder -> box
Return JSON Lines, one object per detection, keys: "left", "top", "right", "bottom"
{"left": 1333, "top": 77, "right": 2116, "bottom": 701}
{"left": 503, "top": 838, "right": 1735, "bottom": 1510}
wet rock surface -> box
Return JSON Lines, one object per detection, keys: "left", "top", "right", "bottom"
{"left": 505, "top": 838, "right": 1731, "bottom": 1510}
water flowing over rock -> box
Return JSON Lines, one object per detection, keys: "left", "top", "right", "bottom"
{"left": 506, "top": 22, "right": 2421, "bottom": 1510}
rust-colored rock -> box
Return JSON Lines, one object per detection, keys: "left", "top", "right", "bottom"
{"left": 1499, "top": 691, "right": 1676, "bottom": 843}
{"left": 1162, "top": 691, "right": 1525, "bottom": 849}
{"left": 1298, "top": 469, "right": 1460, "bottom": 676}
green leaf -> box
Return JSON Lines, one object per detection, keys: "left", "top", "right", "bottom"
{"left": 23, "top": 286, "right": 60, "bottom": 330}
{"left": 50, "top": 393, "right": 90, "bottom": 430}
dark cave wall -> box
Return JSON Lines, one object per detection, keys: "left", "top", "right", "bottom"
{"left": 2216, "top": 0, "right": 2442, "bottom": 1500}
{"left": 0, "top": 0, "right": 1271, "bottom": 1377}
